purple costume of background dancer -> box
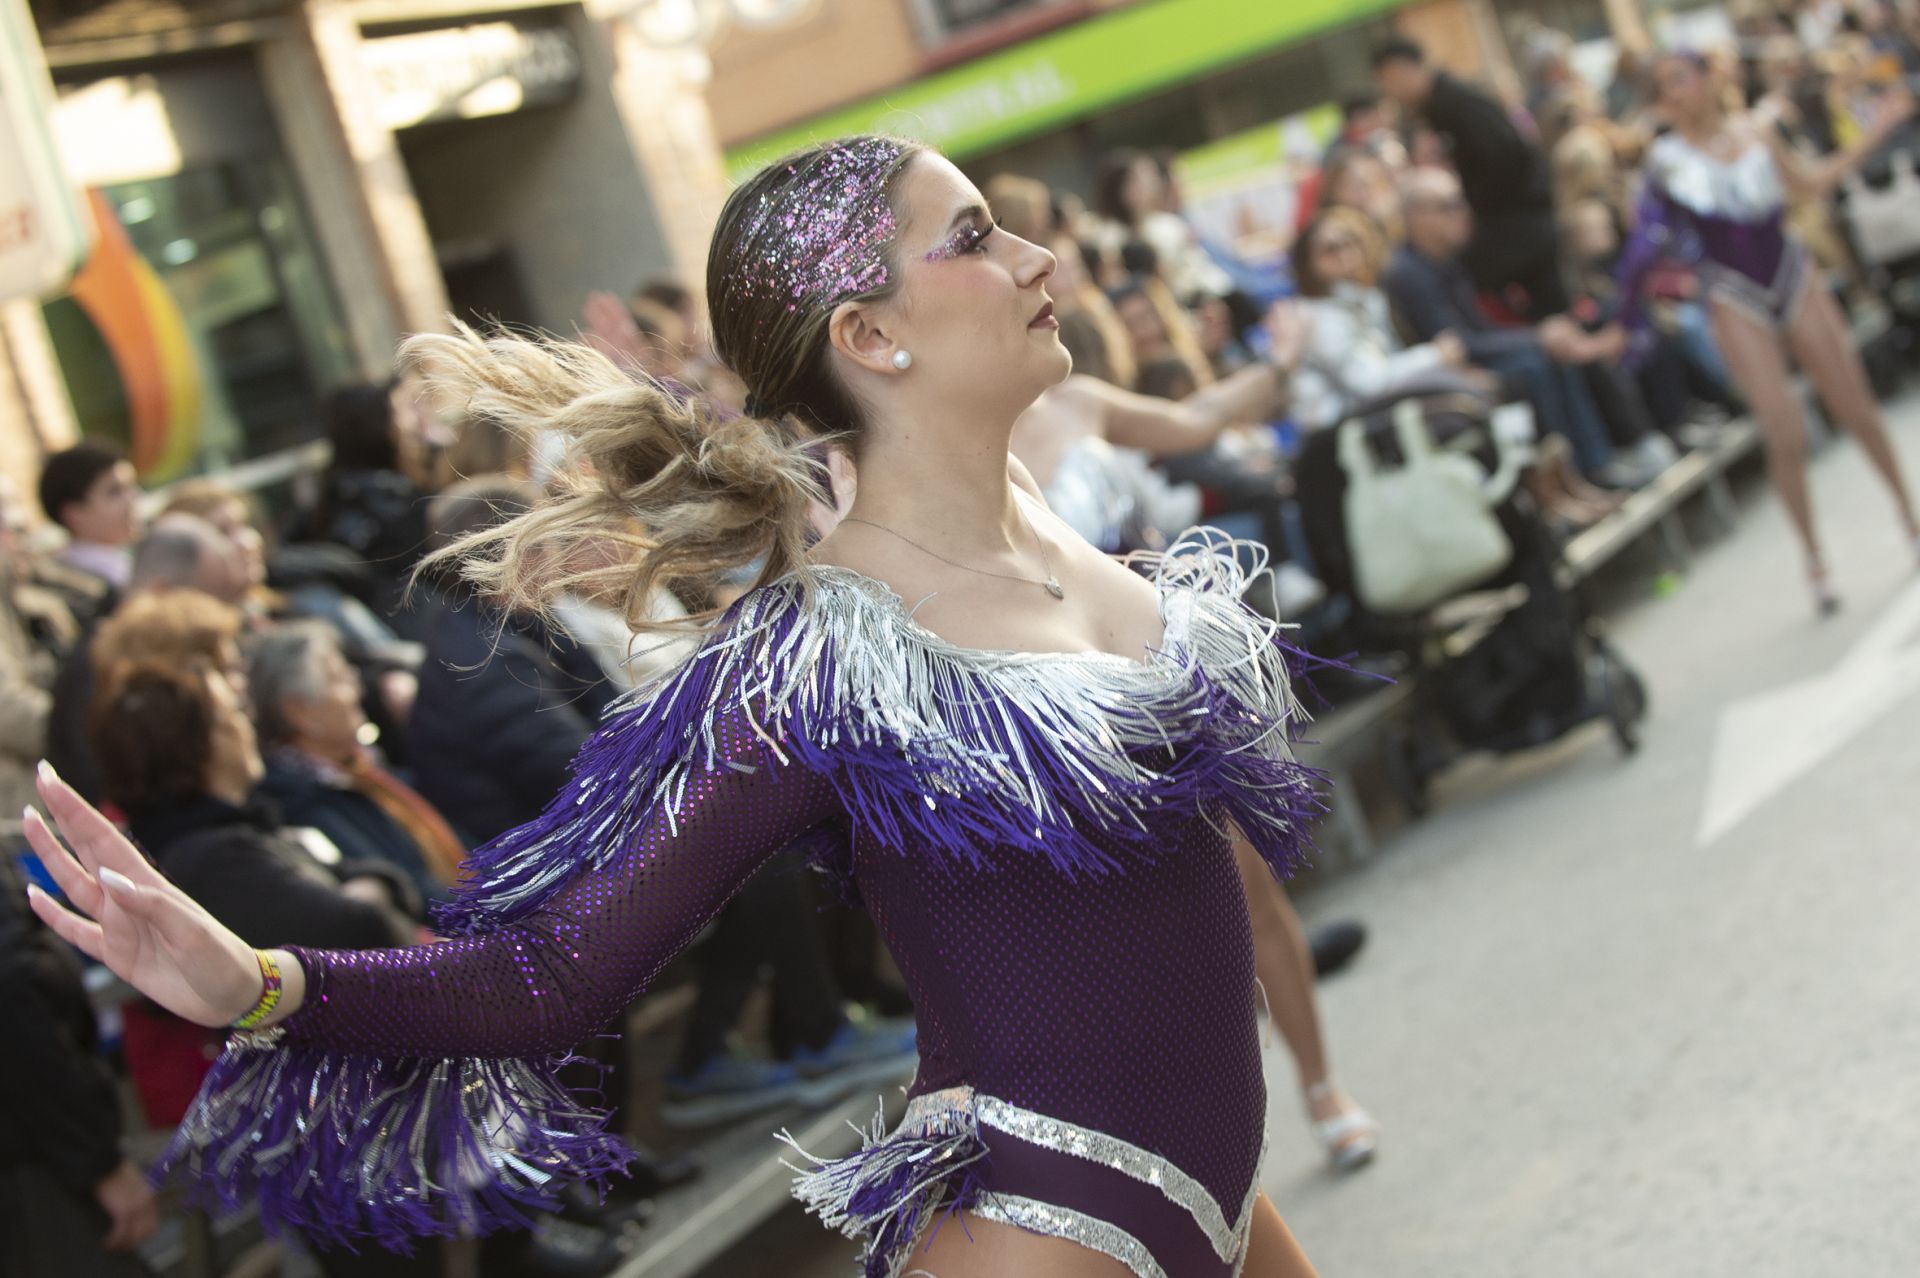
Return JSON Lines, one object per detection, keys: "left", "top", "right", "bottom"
{"left": 1613, "top": 126, "right": 1808, "bottom": 337}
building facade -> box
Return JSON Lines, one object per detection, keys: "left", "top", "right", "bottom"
{"left": 1, "top": 0, "right": 731, "bottom": 499}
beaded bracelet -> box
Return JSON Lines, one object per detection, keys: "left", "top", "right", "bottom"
{"left": 232, "top": 949, "right": 283, "bottom": 1030}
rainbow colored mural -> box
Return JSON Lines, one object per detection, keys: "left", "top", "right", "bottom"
{"left": 45, "top": 190, "right": 204, "bottom": 481}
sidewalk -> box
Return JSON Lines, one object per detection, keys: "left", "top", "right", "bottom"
{"left": 1264, "top": 390, "right": 1920, "bottom": 1276}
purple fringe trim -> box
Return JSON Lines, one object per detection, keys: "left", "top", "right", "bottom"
{"left": 782, "top": 1096, "right": 990, "bottom": 1278}
{"left": 161, "top": 1033, "right": 632, "bottom": 1251}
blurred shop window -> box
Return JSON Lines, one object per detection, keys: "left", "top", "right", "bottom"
{"left": 41, "top": 155, "right": 355, "bottom": 482}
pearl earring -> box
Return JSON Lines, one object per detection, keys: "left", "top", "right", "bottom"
{"left": 891, "top": 349, "right": 913, "bottom": 370}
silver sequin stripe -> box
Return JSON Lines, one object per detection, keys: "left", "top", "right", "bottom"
{"left": 902, "top": 1087, "right": 1258, "bottom": 1264}
{"left": 970, "top": 1193, "right": 1168, "bottom": 1278}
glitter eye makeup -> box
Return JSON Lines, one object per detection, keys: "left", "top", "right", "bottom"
{"left": 924, "top": 220, "right": 997, "bottom": 263}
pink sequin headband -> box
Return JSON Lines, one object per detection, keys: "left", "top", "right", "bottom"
{"left": 730, "top": 138, "right": 910, "bottom": 314}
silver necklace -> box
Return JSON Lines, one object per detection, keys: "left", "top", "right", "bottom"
{"left": 840, "top": 509, "right": 1066, "bottom": 599}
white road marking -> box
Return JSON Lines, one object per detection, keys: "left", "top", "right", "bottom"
{"left": 1697, "top": 577, "right": 1920, "bottom": 846}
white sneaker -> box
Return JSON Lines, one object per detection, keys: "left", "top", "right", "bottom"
{"left": 1272, "top": 562, "right": 1328, "bottom": 620}
{"left": 1633, "top": 434, "right": 1680, "bottom": 472}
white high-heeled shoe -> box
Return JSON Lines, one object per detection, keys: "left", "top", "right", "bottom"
{"left": 1305, "top": 1081, "right": 1378, "bottom": 1173}
{"left": 1809, "top": 563, "right": 1840, "bottom": 619}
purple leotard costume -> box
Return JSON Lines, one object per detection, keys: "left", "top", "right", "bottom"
{"left": 1617, "top": 131, "right": 1811, "bottom": 334}
{"left": 160, "top": 536, "right": 1322, "bottom": 1278}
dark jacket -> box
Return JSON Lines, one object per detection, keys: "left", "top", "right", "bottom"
{"left": 408, "top": 588, "right": 615, "bottom": 847}
{"left": 1384, "top": 244, "right": 1542, "bottom": 364}
{"left": 1422, "top": 72, "right": 1563, "bottom": 300}
{"left": 129, "top": 796, "right": 414, "bottom": 951}
{"left": 254, "top": 757, "right": 445, "bottom": 903}
{"left": 1422, "top": 71, "right": 1553, "bottom": 220}
{"left": 0, "top": 855, "right": 124, "bottom": 1191}
{"left": 44, "top": 615, "right": 104, "bottom": 805}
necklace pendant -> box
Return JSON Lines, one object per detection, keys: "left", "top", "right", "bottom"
{"left": 1045, "top": 577, "right": 1065, "bottom": 600}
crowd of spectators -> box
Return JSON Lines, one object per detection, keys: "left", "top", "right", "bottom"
{"left": 5, "top": 2, "right": 1918, "bottom": 1273}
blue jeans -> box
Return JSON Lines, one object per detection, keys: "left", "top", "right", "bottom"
{"left": 1480, "top": 347, "right": 1618, "bottom": 476}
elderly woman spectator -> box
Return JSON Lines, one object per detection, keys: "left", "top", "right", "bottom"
{"left": 98, "top": 661, "right": 418, "bottom": 951}
{"left": 46, "top": 541, "right": 246, "bottom": 807}
{"left": 248, "top": 621, "right": 462, "bottom": 899}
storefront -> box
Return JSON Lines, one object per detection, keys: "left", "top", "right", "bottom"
{"left": 46, "top": 52, "right": 357, "bottom": 479}
{"left": 6, "top": 0, "right": 731, "bottom": 491}
{"left": 721, "top": 0, "right": 1417, "bottom": 185}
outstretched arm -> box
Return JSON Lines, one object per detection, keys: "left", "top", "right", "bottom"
{"left": 1761, "top": 92, "right": 1913, "bottom": 199}
{"left": 24, "top": 619, "right": 846, "bottom": 1247}
{"left": 1076, "top": 300, "right": 1305, "bottom": 456}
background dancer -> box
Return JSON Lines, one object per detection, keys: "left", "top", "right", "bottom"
{"left": 1619, "top": 53, "right": 1920, "bottom": 614}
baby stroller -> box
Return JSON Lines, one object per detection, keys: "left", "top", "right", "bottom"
{"left": 1291, "top": 376, "right": 1648, "bottom": 816}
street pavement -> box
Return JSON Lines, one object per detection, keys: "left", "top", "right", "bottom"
{"left": 704, "top": 394, "right": 1920, "bottom": 1277}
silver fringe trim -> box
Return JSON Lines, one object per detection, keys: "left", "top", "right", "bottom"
{"left": 456, "top": 529, "right": 1308, "bottom": 922}
{"left": 905, "top": 1086, "right": 1259, "bottom": 1264}
{"left": 971, "top": 1194, "right": 1168, "bottom": 1278}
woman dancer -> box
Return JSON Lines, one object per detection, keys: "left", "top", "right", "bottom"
{"left": 1620, "top": 54, "right": 1920, "bottom": 614}
{"left": 26, "top": 138, "right": 1325, "bottom": 1277}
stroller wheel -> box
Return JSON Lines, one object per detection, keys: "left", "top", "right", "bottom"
{"left": 1599, "top": 651, "right": 1648, "bottom": 756}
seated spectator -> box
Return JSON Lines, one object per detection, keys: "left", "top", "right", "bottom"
{"left": 91, "top": 661, "right": 440, "bottom": 1276}
{"left": 161, "top": 475, "right": 423, "bottom": 763}
{"left": 3, "top": 472, "right": 106, "bottom": 635}
{"left": 410, "top": 477, "right": 614, "bottom": 845}
{"left": 248, "top": 621, "right": 463, "bottom": 899}
{"left": 45, "top": 517, "right": 246, "bottom": 803}
{"left": 1386, "top": 168, "right": 1673, "bottom": 489}
{"left": 37, "top": 441, "right": 141, "bottom": 600}
{"left": 297, "top": 382, "right": 430, "bottom": 624}
{"left": 1, "top": 485, "right": 56, "bottom": 818}
{"left": 1321, "top": 147, "right": 1407, "bottom": 244}
{"left": 98, "top": 661, "right": 418, "bottom": 951}
{"left": 0, "top": 854, "right": 157, "bottom": 1276}
{"left": 1108, "top": 277, "right": 1211, "bottom": 391}
{"left": 156, "top": 479, "right": 267, "bottom": 607}
{"left": 1189, "top": 290, "right": 1263, "bottom": 377}
{"left": 1091, "top": 147, "right": 1234, "bottom": 298}
{"left": 1291, "top": 205, "right": 1471, "bottom": 433}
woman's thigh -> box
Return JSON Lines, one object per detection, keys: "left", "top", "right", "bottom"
{"left": 905, "top": 1213, "right": 1139, "bottom": 1278}
{"left": 1785, "top": 281, "right": 1881, "bottom": 430}
{"left": 1243, "top": 1193, "right": 1321, "bottom": 1278}
{"left": 903, "top": 1194, "right": 1320, "bottom": 1278}
{"left": 1708, "top": 300, "right": 1801, "bottom": 440}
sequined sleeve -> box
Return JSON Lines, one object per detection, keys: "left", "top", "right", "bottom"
{"left": 159, "top": 596, "right": 844, "bottom": 1249}
{"left": 1614, "top": 178, "right": 1696, "bottom": 363}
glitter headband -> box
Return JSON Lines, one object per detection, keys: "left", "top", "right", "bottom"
{"left": 731, "top": 137, "right": 910, "bottom": 313}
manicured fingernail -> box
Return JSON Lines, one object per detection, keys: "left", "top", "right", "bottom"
{"left": 36, "top": 760, "right": 57, "bottom": 787}
{"left": 99, "top": 868, "right": 136, "bottom": 894}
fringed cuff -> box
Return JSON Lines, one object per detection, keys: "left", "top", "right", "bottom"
{"left": 784, "top": 1094, "right": 989, "bottom": 1278}
{"left": 159, "top": 1030, "right": 632, "bottom": 1250}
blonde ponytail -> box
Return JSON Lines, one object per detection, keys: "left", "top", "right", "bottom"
{"left": 406, "top": 323, "right": 824, "bottom": 633}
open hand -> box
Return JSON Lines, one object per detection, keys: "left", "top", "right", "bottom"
{"left": 1870, "top": 88, "right": 1916, "bottom": 142}
{"left": 1263, "top": 299, "right": 1310, "bottom": 373}
{"left": 580, "top": 291, "right": 646, "bottom": 369}
{"left": 95, "top": 1159, "right": 159, "bottom": 1251}
{"left": 24, "top": 764, "right": 261, "bottom": 1027}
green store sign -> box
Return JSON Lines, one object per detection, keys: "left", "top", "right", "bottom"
{"left": 725, "top": 0, "right": 1404, "bottom": 180}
